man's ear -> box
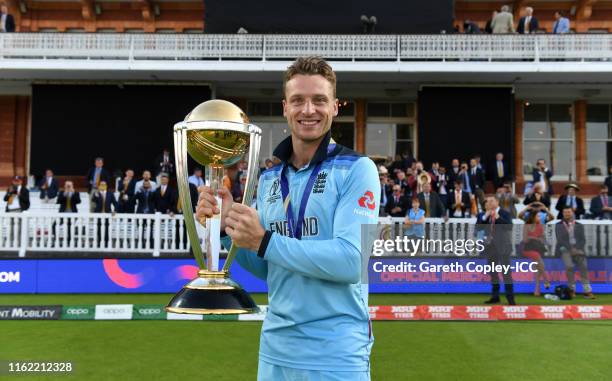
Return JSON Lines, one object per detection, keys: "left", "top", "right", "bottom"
{"left": 282, "top": 99, "right": 288, "bottom": 118}
{"left": 333, "top": 99, "right": 339, "bottom": 117}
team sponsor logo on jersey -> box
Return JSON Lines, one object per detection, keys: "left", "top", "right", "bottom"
{"left": 266, "top": 179, "right": 282, "bottom": 204}
{"left": 269, "top": 217, "right": 319, "bottom": 237}
{"left": 312, "top": 171, "right": 327, "bottom": 194}
{"left": 358, "top": 191, "right": 376, "bottom": 210}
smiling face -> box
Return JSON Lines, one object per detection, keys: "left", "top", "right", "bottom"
{"left": 283, "top": 74, "right": 338, "bottom": 144}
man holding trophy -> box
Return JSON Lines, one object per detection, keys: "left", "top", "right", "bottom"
{"left": 196, "top": 57, "right": 379, "bottom": 380}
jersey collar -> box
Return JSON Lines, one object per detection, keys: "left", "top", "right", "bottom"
{"left": 273, "top": 130, "right": 338, "bottom": 170}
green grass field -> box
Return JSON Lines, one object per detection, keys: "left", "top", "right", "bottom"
{"left": 1, "top": 294, "right": 612, "bottom": 381}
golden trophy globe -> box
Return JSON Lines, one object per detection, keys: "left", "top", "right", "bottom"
{"left": 166, "top": 99, "right": 261, "bottom": 314}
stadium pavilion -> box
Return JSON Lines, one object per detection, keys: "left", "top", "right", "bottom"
{"left": 1, "top": 0, "right": 612, "bottom": 194}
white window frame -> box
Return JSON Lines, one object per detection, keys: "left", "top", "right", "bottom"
{"left": 523, "top": 103, "right": 575, "bottom": 181}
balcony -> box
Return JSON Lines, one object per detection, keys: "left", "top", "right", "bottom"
{"left": 1, "top": 33, "right": 612, "bottom": 82}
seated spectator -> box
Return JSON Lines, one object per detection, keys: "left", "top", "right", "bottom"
{"left": 518, "top": 200, "right": 554, "bottom": 223}
{"left": 154, "top": 173, "right": 177, "bottom": 215}
{"left": 135, "top": 180, "right": 155, "bottom": 214}
{"left": 0, "top": 3, "right": 15, "bottom": 33}
{"left": 385, "top": 184, "right": 409, "bottom": 217}
{"left": 3, "top": 176, "right": 29, "bottom": 212}
{"left": 91, "top": 181, "right": 118, "bottom": 213}
{"left": 589, "top": 185, "right": 612, "bottom": 220}
{"left": 39, "top": 169, "right": 59, "bottom": 201}
{"left": 117, "top": 169, "right": 137, "bottom": 213}
{"left": 404, "top": 198, "right": 426, "bottom": 239}
{"left": 188, "top": 168, "right": 205, "bottom": 188}
{"left": 57, "top": 181, "right": 81, "bottom": 213}
{"left": 555, "top": 184, "right": 585, "bottom": 220}
{"left": 523, "top": 183, "right": 551, "bottom": 209}
{"left": 135, "top": 170, "right": 157, "bottom": 193}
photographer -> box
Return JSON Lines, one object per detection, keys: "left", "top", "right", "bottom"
{"left": 555, "top": 206, "right": 595, "bottom": 299}
{"left": 3, "top": 176, "right": 30, "bottom": 212}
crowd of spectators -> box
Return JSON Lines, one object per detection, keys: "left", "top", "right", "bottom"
{"left": 377, "top": 152, "right": 612, "bottom": 222}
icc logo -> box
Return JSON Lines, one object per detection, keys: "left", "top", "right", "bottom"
{"left": 358, "top": 191, "right": 376, "bottom": 210}
{"left": 269, "top": 179, "right": 280, "bottom": 196}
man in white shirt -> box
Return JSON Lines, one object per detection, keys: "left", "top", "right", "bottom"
{"left": 188, "top": 168, "right": 205, "bottom": 188}
{"left": 135, "top": 170, "right": 157, "bottom": 194}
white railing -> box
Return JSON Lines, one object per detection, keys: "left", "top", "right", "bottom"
{"left": 1, "top": 212, "right": 610, "bottom": 257}
{"left": 2, "top": 33, "right": 612, "bottom": 62}
{"left": 382, "top": 217, "right": 612, "bottom": 257}
{"left": 0, "top": 212, "right": 190, "bottom": 257}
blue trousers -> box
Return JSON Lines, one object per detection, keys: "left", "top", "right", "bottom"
{"left": 257, "top": 360, "right": 370, "bottom": 381}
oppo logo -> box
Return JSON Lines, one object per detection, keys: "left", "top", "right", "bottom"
{"left": 0, "top": 271, "right": 20, "bottom": 283}
{"left": 138, "top": 308, "right": 161, "bottom": 315}
{"left": 66, "top": 308, "right": 90, "bottom": 315}
{"left": 103, "top": 308, "right": 127, "bottom": 314}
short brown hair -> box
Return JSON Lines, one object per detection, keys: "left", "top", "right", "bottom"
{"left": 283, "top": 56, "right": 337, "bottom": 98}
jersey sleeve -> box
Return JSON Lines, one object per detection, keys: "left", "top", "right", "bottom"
{"left": 261, "top": 157, "right": 380, "bottom": 284}
{"left": 221, "top": 176, "right": 268, "bottom": 281}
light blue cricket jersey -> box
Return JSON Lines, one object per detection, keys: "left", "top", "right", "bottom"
{"left": 221, "top": 131, "right": 380, "bottom": 371}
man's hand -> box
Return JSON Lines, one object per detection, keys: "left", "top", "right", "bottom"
{"left": 196, "top": 186, "right": 233, "bottom": 230}
{"left": 225, "top": 203, "right": 265, "bottom": 252}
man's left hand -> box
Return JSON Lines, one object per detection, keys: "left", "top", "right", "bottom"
{"left": 225, "top": 203, "right": 265, "bottom": 252}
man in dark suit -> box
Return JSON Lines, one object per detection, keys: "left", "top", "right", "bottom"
{"left": 532, "top": 159, "right": 553, "bottom": 196}
{"left": 556, "top": 206, "right": 595, "bottom": 298}
{"left": 3, "top": 176, "right": 29, "bottom": 212}
{"left": 448, "top": 180, "right": 471, "bottom": 218}
{"left": 39, "top": 169, "right": 59, "bottom": 201}
{"left": 555, "top": 184, "right": 585, "bottom": 220}
{"left": 0, "top": 3, "right": 15, "bottom": 32}
{"left": 517, "top": 7, "right": 539, "bottom": 34}
{"left": 117, "top": 169, "right": 137, "bottom": 213}
{"left": 54, "top": 180, "right": 81, "bottom": 244}
{"left": 447, "top": 158, "right": 461, "bottom": 191}
{"left": 86, "top": 157, "right": 111, "bottom": 193}
{"left": 379, "top": 170, "right": 392, "bottom": 217}
{"left": 57, "top": 181, "right": 81, "bottom": 213}
{"left": 417, "top": 182, "right": 446, "bottom": 218}
{"left": 135, "top": 180, "right": 156, "bottom": 214}
{"left": 154, "top": 148, "right": 175, "bottom": 178}
{"left": 477, "top": 195, "right": 515, "bottom": 305}
{"left": 590, "top": 185, "right": 612, "bottom": 220}
{"left": 385, "top": 184, "right": 409, "bottom": 217}
{"left": 605, "top": 165, "right": 612, "bottom": 196}
{"left": 491, "top": 152, "right": 509, "bottom": 190}
{"left": 468, "top": 158, "right": 485, "bottom": 210}
{"left": 91, "top": 181, "right": 118, "bottom": 213}
{"left": 154, "top": 173, "right": 177, "bottom": 215}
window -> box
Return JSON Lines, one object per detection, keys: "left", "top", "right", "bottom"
{"left": 366, "top": 102, "right": 415, "bottom": 158}
{"left": 247, "top": 102, "right": 283, "bottom": 117}
{"left": 586, "top": 105, "right": 612, "bottom": 176}
{"left": 523, "top": 104, "right": 574, "bottom": 177}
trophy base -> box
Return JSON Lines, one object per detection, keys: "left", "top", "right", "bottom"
{"left": 165, "top": 270, "right": 258, "bottom": 315}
